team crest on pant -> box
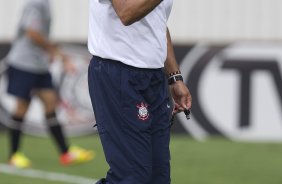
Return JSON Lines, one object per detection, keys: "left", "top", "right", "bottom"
{"left": 137, "top": 102, "right": 149, "bottom": 121}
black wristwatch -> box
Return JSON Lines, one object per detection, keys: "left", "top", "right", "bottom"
{"left": 168, "top": 74, "right": 183, "bottom": 85}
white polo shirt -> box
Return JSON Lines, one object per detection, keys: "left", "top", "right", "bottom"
{"left": 88, "top": 0, "right": 173, "bottom": 69}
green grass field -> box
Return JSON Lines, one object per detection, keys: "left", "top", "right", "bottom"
{"left": 1, "top": 132, "right": 282, "bottom": 184}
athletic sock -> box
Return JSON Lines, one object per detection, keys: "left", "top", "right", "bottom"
{"left": 9, "top": 116, "right": 23, "bottom": 157}
{"left": 46, "top": 112, "right": 69, "bottom": 154}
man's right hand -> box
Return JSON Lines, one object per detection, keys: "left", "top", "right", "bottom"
{"left": 169, "top": 81, "right": 192, "bottom": 114}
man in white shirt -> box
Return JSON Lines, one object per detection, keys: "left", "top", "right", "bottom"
{"left": 88, "top": 0, "right": 192, "bottom": 183}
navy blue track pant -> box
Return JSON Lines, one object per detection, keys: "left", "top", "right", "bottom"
{"left": 88, "top": 56, "right": 171, "bottom": 184}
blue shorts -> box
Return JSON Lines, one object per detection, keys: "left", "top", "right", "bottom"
{"left": 88, "top": 56, "right": 171, "bottom": 184}
{"left": 7, "top": 66, "right": 53, "bottom": 101}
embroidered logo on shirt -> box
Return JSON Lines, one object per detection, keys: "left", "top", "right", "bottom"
{"left": 137, "top": 102, "right": 149, "bottom": 121}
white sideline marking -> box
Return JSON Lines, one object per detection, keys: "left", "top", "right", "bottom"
{"left": 0, "top": 164, "right": 97, "bottom": 184}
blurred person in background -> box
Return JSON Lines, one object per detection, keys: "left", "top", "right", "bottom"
{"left": 5, "top": 0, "right": 94, "bottom": 168}
{"left": 88, "top": 0, "right": 192, "bottom": 183}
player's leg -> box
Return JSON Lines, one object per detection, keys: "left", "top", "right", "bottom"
{"left": 8, "top": 99, "right": 32, "bottom": 168}
{"left": 36, "top": 89, "right": 69, "bottom": 154}
{"left": 88, "top": 56, "right": 154, "bottom": 184}
{"left": 36, "top": 72, "right": 94, "bottom": 165}
{"left": 150, "top": 72, "right": 171, "bottom": 184}
{"left": 7, "top": 66, "right": 33, "bottom": 168}
{"left": 9, "top": 99, "right": 29, "bottom": 151}
{"left": 151, "top": 98, "right": 171, "bottom": 184}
